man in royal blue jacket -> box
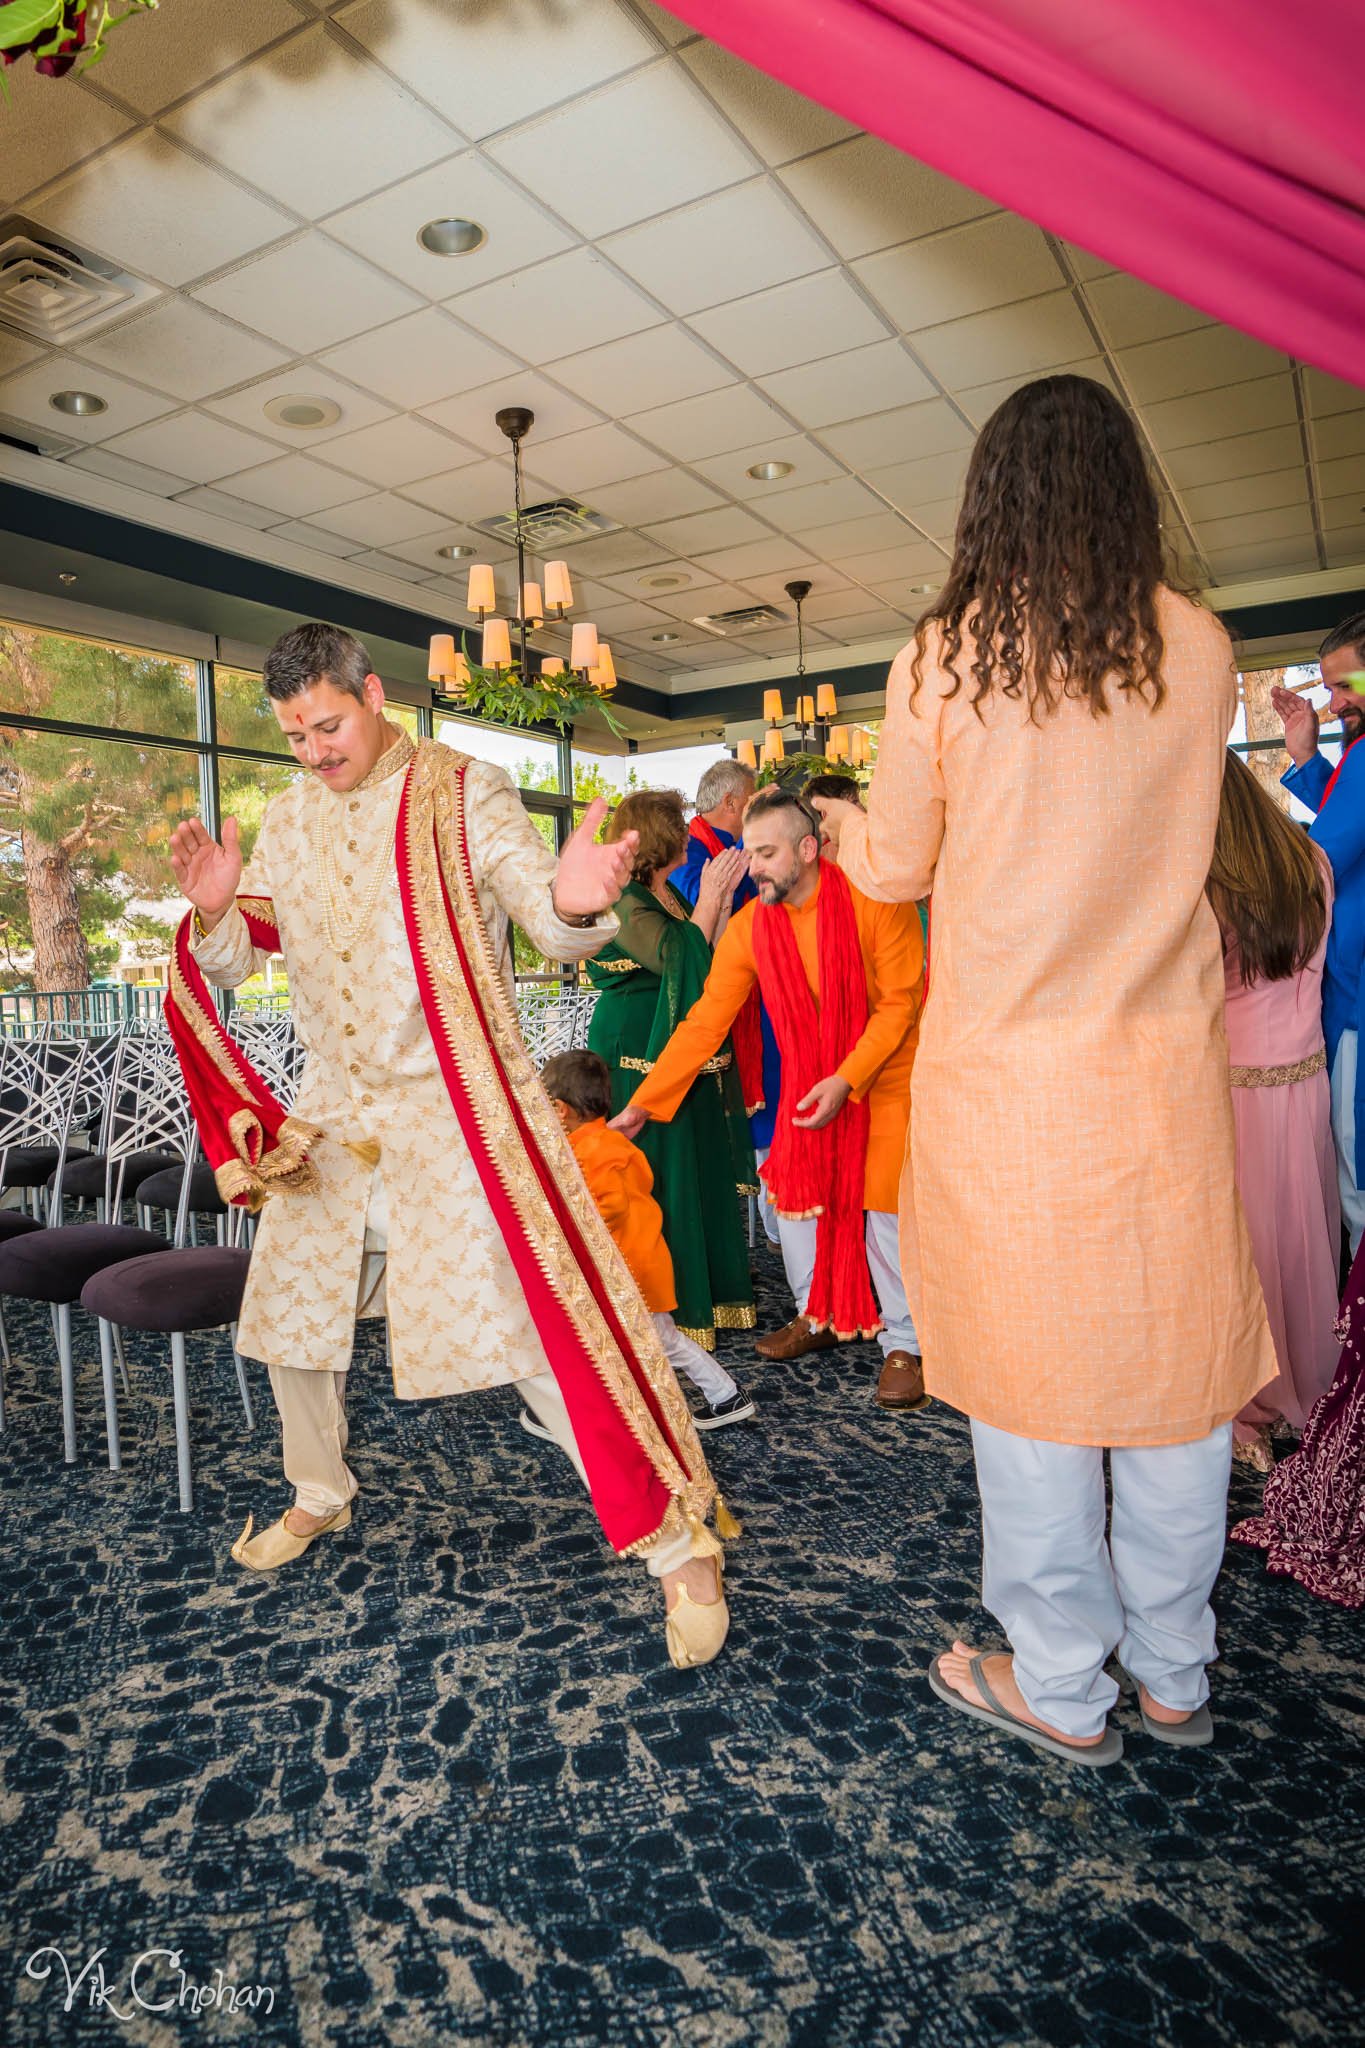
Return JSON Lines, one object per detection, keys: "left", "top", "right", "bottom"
{"left": 1274, "top": 609, "right": 1365, "bottom": 1249}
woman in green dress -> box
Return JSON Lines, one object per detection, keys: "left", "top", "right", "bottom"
{"left": 587, "top": 790, "right": 756, "bottom": 1350}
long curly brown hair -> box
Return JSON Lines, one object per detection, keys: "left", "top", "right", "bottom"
{"left": 1207, "top": 749, "right": 1328, "bottom": 983}
{"left": 911, "top": 374, "right": 1173, "bottom": 720}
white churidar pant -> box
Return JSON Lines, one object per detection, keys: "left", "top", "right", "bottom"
{"left": 777, "top": 1208, "right": 918, "bottom": 1356}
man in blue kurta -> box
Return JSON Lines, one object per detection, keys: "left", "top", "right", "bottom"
{"left": 1273, "top": 610, "right": 1365, "bottom": 1249}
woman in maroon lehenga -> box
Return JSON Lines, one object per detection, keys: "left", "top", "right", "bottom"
{"left": 1232, "top": 1237, "right": 1365, "bottom": 1607}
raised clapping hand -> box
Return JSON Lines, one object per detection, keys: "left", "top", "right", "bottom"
{"left": 791, "top": 1073, "right": 852, "bottom": 1130}
{"left": 609, "top": 1102, "right": 648, "bottom": 1140}
{"left": 1270, "top": 684, "right": 1320, "bottom": 768}
{"left": 697, "top": 843, "right": 749, "bottom": 907}
{"left": 553, "top": 797, "right": 638, "bottom": 918}
{"left": 169, "top": 816, "right": 243, "bottom": 929}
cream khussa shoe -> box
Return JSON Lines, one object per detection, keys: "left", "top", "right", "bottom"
{"left": 230, "top": 1501, "right": 353, "bottom": 1572}
{"left": 663, "top": 1521, "right": 730, "bottom": 1669}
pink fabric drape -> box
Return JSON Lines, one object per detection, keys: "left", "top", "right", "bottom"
{"left": 665, "top": 0, "right": 1365, "bottom": 389}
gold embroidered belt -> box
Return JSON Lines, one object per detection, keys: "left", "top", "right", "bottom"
{"left": 1230, "top": 1047, "right": 1326, "bottom": 1088}
{"left": 619, "top": 1051, "right": 732, "bottom": 1076}
{"left": 594, "top": 957, "right": 640, "bottom": 974}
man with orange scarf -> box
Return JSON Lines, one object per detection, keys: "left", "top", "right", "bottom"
{"left": 612, "top": 786, "right": 927, "bottom": 1412}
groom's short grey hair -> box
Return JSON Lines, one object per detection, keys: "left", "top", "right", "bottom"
{"left": 695, "top": 758, "right": 756, "bottom": 814}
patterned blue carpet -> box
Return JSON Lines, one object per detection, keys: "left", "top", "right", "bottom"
{"left": 0, "top": 1235, "right": 1361, "bottom": 2047}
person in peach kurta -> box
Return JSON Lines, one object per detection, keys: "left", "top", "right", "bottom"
{"left": 816, "top": 376, "right": 1276, "bottom": 1767}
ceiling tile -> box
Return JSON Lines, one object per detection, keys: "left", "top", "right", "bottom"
{"left": 837, "top": 543, "right": 951, "bottom": 585}
{"left": 309, "top": 493, "right": 446, "bottom": 546}
{"left": 544, "top": 532, "right": 673, "bottom": 575}
{"left": 546, "top": 325, "right": 735, "bottom": 413}
{"left": 1164, "top": 426, "right": 1307, "bottom": 491}
{"left": 1324, "top": 528, "right": 1365, "bottom": 567}
{"left": 693, "top": 436, "right": 845, "bottom": 499}
{"left": 799, "top": 511, "right": 925, "bottom": 559}
{"left": 76, "top": 298, "right": 290, "bottom": 403}
{"left": 452, "top": 250, "right": 662, "bottom": 361}
{"left": 600, "top": 560, "right": 708, "bottom": 598}
{"left": 1063, "top": 243, "right": 1117, "bottom": 284}
{"left": 32, "top": 130, "right": 293, "bottom": 288}
{"left": 854, "top": 216, "right": 1066, "bottom": 332}
{"left": 337, "top": 0, "right": 654, "bottom": 141}
{"left": 587, "top": 470, "right": 723, "bottom": 525}
{"left": 909, "top": 495, "right": 961, "bottom": 541}
{"left": 214, "top": 451, "right": 372, "bottom": 515}
{"left": 170, "top": 484, "right": 286, "bottom": 529}
{"left": 486, "top": 62, "right": 754, "bottom": 239}
{"left": 0, "top": 70, "right": 132, "bottom": 206}
{"left": 0, "top": 355, "right": 176, "bottom": 443}
{"left": 862, "top": 447, "right": 972, "bottom": 511}
{"left": 1143, "top": 374, "right": 1299, "bottom": 451}
{"left": 690, "top": 271, "right": 890, "bottom": 377}
{"left": 678, "top": 41, "right": 857, "bottom": 166}
{"left": 820, "top": 398, "right": 975, "bottom": 471}
{"left": 777, "top": 135, "right": 994, "bottom": 261}
{"left": 601, "top": 180, "right": 828, "bottom": 316}
{"left": 522, "top": 423, "right": 666, "bottom": 492}
{"left": 100, "top": 410, "right": 284, "bottom": 481}
{"left": 0, "top": 336, "right": 41, "bottom": 380}
{"left": 758, "top": 474, "right": 884, "bottom": 531}
{"left": 954, "top": 355, "right": 1118, "bottom": 426}
{"left": 381, "top": 525, "right": 486, "bottom": 571}
{"left": 1312, "top": 411, "right": 1365, "bottom": 463}
{"left": 627, "top": 0, "right": 698, "bottom": 48}
{"left": 1194, "top": 504, "right": 1317, "bottom": 551}
{"left": 207, "top": 367, "right": 397, "bottom": 446}
{"left": 64, "top": 447, "right": 190, "bottom": 497}
{"left": 423, "top": 374, "right": 603, "bottom": 452}
{"left": 1316, "top": 454, "right": 1365, "bottom": 502}
{"left": 797, "top": 585, "right": 884, "bottom": 623}
{"left": 626, "top": 384, "right": 788, "bottom": 461}
{"left": 193, "top": 234, "right": 422, "bottom": 355}
{"left": 342, "top": 549, "right": 434, "bottom": 584}
{"left": 396, "top": 457, "right": 524, "bottom": 523}
{"left": 1320, "top": 493, "right": 1365, "bottom": 530}
{"left": 319, "top": 308, "right": 519, "bottom": 409}
{"left": 266, "top": 518, "right": 366, "bottom": 557}
{"left": 817, "top": 608, "right": 914, "bottom": 642}
{"left": 1205, "top": 541, "right": 1322, "bottom": 579}
{"left": 649, "top": 580, "right": 756, "bottom": 620}
{"left": 1302, "top": 368, "right": 1365, "bottom": 417}
{"left": 911, "top": 292, "right": 1095, "bottom": 389}
{"left": 1082, "top": 272, "right": 1213, "bottom": 350}
{"left": 689, "top": 538, "right": 820, "bottom": 583}
{"left": 1182, "top": 469, "right": 1309, "bottom": 523}
{"left": 89, "top": 0, "right": 299, "bottom": 115}
{"left": 163, "top": 24, "right": 460, "bottom": 217}
{"left": 319, "top": 414, "right": 477, "bottom": 488}
{"left": 323, "top": 153, "right": 573, "bottom": 298}
{"left": 643, "top": 505, "right": 774, "bottom": 554}
{"left": 758, "top": 341, "right": 935, "bottom": 428}
{"left": 1120, "top": 326, "right": 1289, "bottom": 407}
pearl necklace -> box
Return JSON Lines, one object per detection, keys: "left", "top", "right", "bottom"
{"left": 311, "top": 781, "right": 404, "bottom": 953}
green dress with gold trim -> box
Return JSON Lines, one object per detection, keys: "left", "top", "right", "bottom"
{"left": 587, "top": 879, "right": 755, "bottom": 1349}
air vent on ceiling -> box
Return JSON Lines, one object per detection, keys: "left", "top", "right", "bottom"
{"left": 472, "top": 497, "right": 620, "bottom": 550}
{"left": 0, "top": 408, "right": 81, "bottom": 458}
{"left": 0, "top": 215, "right": 160, "bottom": 347}
{"left": 691, "top": 603, "right": 787, "bottom": 636}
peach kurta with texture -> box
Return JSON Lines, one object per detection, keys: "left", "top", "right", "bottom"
{"left": 838, "top": 589, "right": 1275, "bottom": 1447}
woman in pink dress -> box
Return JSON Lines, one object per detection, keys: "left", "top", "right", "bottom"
{"left": 1208, "top": 750, "right": 1339, "bottom": 1472}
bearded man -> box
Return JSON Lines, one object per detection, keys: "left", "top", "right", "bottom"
{"left": 166, "top": 622, "right": 728, "bottom": 1668}
{"left": 611, "top": 785, "right": 927, "bottom": 1412}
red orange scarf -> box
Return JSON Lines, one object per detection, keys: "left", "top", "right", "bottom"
{"left": 688, "top": 815, "right": 765, "bottom": 1114}
{"left": 752, "top": 864, "right": 880, "bottom": 1340}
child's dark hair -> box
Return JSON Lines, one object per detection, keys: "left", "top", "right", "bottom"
{"left": 541, "top": 1049, "right": 612, "bottom": 1121}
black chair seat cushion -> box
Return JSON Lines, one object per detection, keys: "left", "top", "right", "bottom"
{"left": 2, "top": 1145, "right": 64, "bottom": 1188}
{"left": 134, "top": 1162, "right": 226, "bottom": 1215}
{"left": 52, "top": 1149, "right": 182, "bottom": 1200}
{"left": 82, "top": 1246, "right": 251, "bottom": 1332}
{"left": 0, "top": 1211, "right": 42, "bottom": 1241}
{"left": 0, "top": 1224, "right": 170, "bottom": 1303}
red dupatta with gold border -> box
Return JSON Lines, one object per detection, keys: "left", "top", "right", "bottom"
{"left": 163, "top": 741, "right": 716, "bottom": 1555}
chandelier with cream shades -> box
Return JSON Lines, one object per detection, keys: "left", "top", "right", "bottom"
{"left": 734, "top": 581, "right": 868, "bottom": 771}
{"left": 427, "top": 407, "right": 616, "bottom": 715}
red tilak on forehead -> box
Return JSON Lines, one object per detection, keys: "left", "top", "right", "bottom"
{"left": 292, "top": 711, "right": 305, "bottom": 727}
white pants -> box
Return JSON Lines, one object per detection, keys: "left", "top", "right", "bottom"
{"left": 654, "top": 1311, "right": 738, "bottom": 1408}
{"left": 1330, "top": 1032, "right": 1365, "bottom": 1254}
{"left": 970, "top": 1417, "right": 1234, "bottom": 1739}
{"left": 753, "top": 1145, "right": 782, "bottom": 1246}
{"left": 777, "top": 1208, "right": 918, "bottom": 1356}
{"left": 269, "top": 1168, "right": 693, "bottom": 1579}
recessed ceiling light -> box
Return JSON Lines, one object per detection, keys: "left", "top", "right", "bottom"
{"left": 436, "top": 543, "right": 476, "bottom": 560}
{"left": 746, "top": 458, "right": 793, "bottom": 482}
{"left": 50, "top": 390, "right": 106, "bottom": 417}
{"left": 418, "top": 217, "right": 487, "bottom": 257}
{"left": 912, "top": 583, "right": 935, "bottom": 594}
{"left": 643, "top": 573, "right": 688, "bottom": 590}
{"left": 263, "top": 394, "right": 342, "bottom": 430}
{"left": 58, "top": 572, "right": 77, "bottom": 585}
{"left": 651, "top": 631, "right": 680, "bottom": 643}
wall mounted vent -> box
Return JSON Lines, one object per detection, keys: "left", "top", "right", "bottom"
{"left": 0, "top": 216, "right": 161, "bottom": 347}
{"left": 472, "top": 498, "right": 619, "bottom": 550}
{"left": 690, "top": 603, "right": 787, "bottom": 636}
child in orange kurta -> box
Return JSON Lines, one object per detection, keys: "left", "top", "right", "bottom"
{"left": 537, "top": 1052, "right": 754, "bottom": 1431}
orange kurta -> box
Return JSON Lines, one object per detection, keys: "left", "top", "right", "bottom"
{"left": 628, "top": 869, "right": 922, "bottom": 1212}
{"left": 568, "top": 1117, "right": 676, "bottom": 1315}
{"left": 838, "top": 588, "right": 1276, "bottom": 1448}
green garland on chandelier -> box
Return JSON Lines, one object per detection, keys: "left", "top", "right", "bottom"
{"left": 437, "top": 637, "right": 626, "bottom": 738}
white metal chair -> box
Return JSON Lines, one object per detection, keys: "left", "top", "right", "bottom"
{"left": 515, "top": 986, "right": 599, "bottom": 1068}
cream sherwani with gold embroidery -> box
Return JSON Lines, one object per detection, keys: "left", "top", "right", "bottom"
{"left": 192, "top": 732, "right": 617, "bottom": 1398}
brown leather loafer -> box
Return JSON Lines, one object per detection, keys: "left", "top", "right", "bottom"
{"left": 877, "top": 1350, "right": 930, "bottom": 1410}
{"left": 754, "top": 1314, "right": 839, "bottom": 1361}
